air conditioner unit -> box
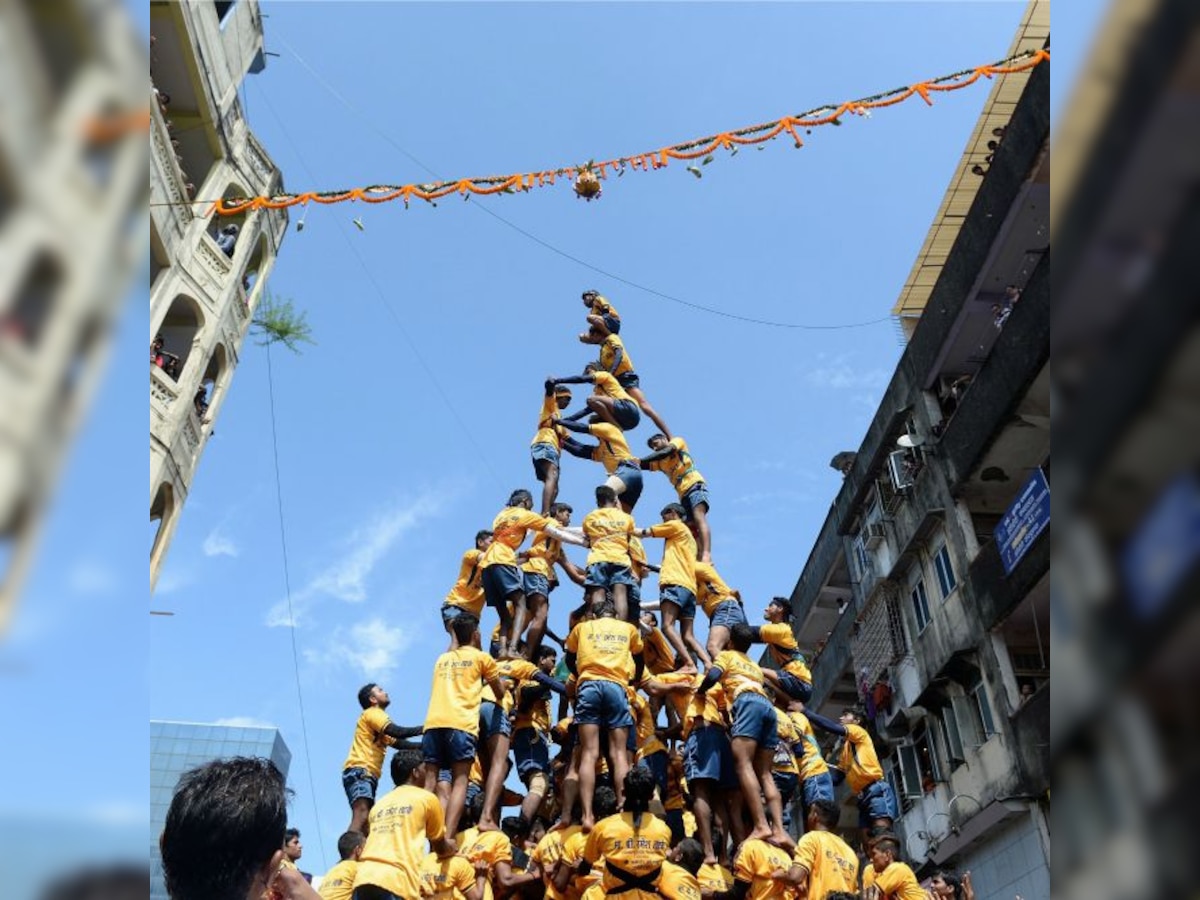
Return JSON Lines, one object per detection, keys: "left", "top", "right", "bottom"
{"left": 864, "top": 522, "right": 886, "bottom": 548}
{"left": 888, "top": 449, "right": 915, "bottom": 491}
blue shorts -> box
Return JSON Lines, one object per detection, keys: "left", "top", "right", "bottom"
{"left": 422, "top": 727, "right": 476, "bottom": 766}
{"left": 586, "top": 562, "right": 634, "bottom": 589}
{"left": 574, "top": 680, "right": 633, "bottom": 729}
{"left": 482, "top": 564, "right": 523, "bottom": 606}
{"left": 614, "top": 463, "right": 644, "bottom": 509}
{"left": 523, "top": 571, "right": 552, "bottom": 598}
{"left": 440, "top": 603, "right": 473, "bottom": 625}
{"left": 710, "top": 600, "right": 747, "bottom": 629}
{"left": 776, "top": 670, "right": 813, "bottom": 702}
{"left": 685, "top": 726, "right": 737, "bottom": 789}
{"left": 682, "top": 483, "right": 711, "bottom": 517}
{"left": 479, "top": 700, "right": 512, "bottom": 741}
{"left": 639, "top": 751, "right": 668, "bottom": 799}
{"left": 801, "top": 771, "right": 835, "bottom": 810}
{"left": 602, "top": 313, "right": 620, "bottom": 335}
{"left": 342, "top": 766, "right": 378, "bottom": 806}
{"left": 858, "top": 779, "right": 900, "bottom": 827}
{"left": 628, "top": 580, "right": 642, "bottom": 615}
{"left": 531, "top": 442, "right": 561, "bottom": 474}
{"left": 612, "top": 399, "right": 641, "bottom": 431}
{"left": 512, "top": 727, "right": 550, "bottom": 780}
{"left": 660, "top": 585, "right": 697, "bottom": 620}
{"left": 730, "top": 693, "right": 778, "bottom": 749}
{"left": 617, "top": 371, "right": 641, "bottom": 391}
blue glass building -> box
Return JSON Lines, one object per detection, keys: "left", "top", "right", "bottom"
{"left": 150, "top": 720, "right": 292, "bottom": 900}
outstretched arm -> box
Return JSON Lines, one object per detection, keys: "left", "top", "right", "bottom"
{"left": 561, "top": 436, "right": 596, "bottom": 459}
{"left": 545, "top": 523, "right": 587, "bottom": 548}
{"left": 556, "top": 418, "right": 594, "bottom": 435}
{"left": 605, "top": 343, "right": 623, "bottom": 374}
{"left": 639, "top": 446, "right": 676, "bottom": 466}
{"left": 804, "top": 710, "right": 847, "bottom": 736}
{"left": 383, "top": 722, "right": 424, "bottom": 742}
{"left": 551, "top": 375, "right": 594, "bottom": 386}
{"left": 698, "top": 665, "right": 725, "bottom": 694}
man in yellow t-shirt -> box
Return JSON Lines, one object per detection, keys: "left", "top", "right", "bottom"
{"left": 564, "top": 600, "right": 644, "bottom": 829}
{"left": 316, "top": 831, "right": 364, "bottom": 900}
{"left": 641, "top": 433, "right": 712, "bottom": 562}
{"left": 460, "top": 815, "right": 540, "bottom": 900}
{"left": 552, "top": 786, "right": 618, "bottom": 900}
{"left": 805, "top": 706, "right": 899, "bottom": 841}
{"left": 697, "top": 859, "right": 736, "bottom": 897}
{"left": 353, "top": 749, "right": 457, "bottom": 900}
{"left": 638, "top": 503, "right": 708, "bottom": 672}
{"left": 781, "top": 799, "right": 859, "bottom": 900}
{"left": 863, "top": 835, "right": 926, "bottom": 900}
{"left": 531, "top": 382, "right": 573, "bottom": 514}
{"left": 732, "top": 838, "right": 795, "bottom": 900}
{"left": 556, "top": 415, "right": 645, "bottom": 513}
{"left": 658, "top": 837, "right": 705, "bottom": 900}
{"left": 342, "top": 683, "right": 424, "bottom": 835}
{"left": 578, "top": 288, "right": 620, "bottom": 342}
{"left": 550, "top": 362, "right": 642, "bottom": 431}
{"left": 748, "top": 597, "right": 813, "bottom": 702}
{"left": 532, "top": 814, "right": 582, "bottom": 900}
{"left": 593, "top": 330, "right": 672, "bottom": 437}
{"left": 480, "top": 489, "right": 586, "bottom": 659}
{"left": 698, "top": 624, "right": 791, "bottom": 851}
{"left": 511, "top": 645, "right": 568, "bottom": 823}
{"left": 693, "top": 559, "right": 748, "bottom": 661}
{"left": 420, "top": 849, "right": 485, "bottom": 900}
{"left": 519, "top": 501, "right": 585, "bottom": 660}
{"left": 441, "top": 530, "right": 494, "bottom": 641}
{"left": 421, "top": 617, "right": 507, "bottom": 839}
{"left": 580, "top": 485, "right": 636, "bottom": 621}
{"left": 780, "top": 700, "right": 835, "bottom": 820}
{"left": 581, "top": 767, "right": 671, "bottom": 900}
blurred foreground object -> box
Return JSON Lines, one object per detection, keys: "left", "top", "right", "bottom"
{"left": 1052, "top": 0, "right": 1200, "bottom": 897}
{"left": 148, "top": 0, "right": 287, "bottom": 591}
{"left": 0, "top": 0, "right": 146, "bottom": 631}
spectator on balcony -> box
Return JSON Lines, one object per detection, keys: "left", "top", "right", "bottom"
{"left": 194, "top": 383, "right": 211, "bottom": 421}
{"left": 217, "top": 224, "right": 240, "bottom": 257}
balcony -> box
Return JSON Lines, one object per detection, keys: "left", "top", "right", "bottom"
{"left": 150, "top": 363, "right": 180, "bottom": 423}
{"left": 969, "top": 523, "right": 1049, "bottom": 632}
{"left": 150, "top": 96, "right": 194, "bottom": 257}
{"left": 1009, "top": 680, "right": 1050, "bottom": 794}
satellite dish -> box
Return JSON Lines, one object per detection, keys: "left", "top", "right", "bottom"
{"left": 897, "top": 433, "right": 925, "bottom": 448}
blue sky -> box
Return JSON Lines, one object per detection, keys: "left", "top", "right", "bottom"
{"left": 0, "top": 0, "right": 1091, "bottom": 884}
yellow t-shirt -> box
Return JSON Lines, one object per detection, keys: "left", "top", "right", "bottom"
{"left": 697, "top": 863, "right": 735, "bottom": 895}
{"left": 588, "top": 293, "right": 619, "bottom": 323}
{"left": 654, "top": 670, "right": 696, "bottom": 724}
{"left": 792, "top": 831, "right": 858, "bottom": 899}
{"left": 566, "top": 618, "right": 643, "bottom": 684}
{"left": 354, "top": 784, "right": 445, "bottom": 899}
{"left": 513, "top": 673, "right": 555, "bottom": 734}
{"left": 420, "top": 852, "right": 477, "bottom": 900}
{"left": 631, "top": 689, "right": 667, "bottom": 760}
{"left": 342, "top": 705, "right": 393, "bottom": 778}
{"left": 424, "top": 647, "right": 500, "bottom": 735}
{"left": 870, "top": 861, "right": 927, "bottom": 899}
{"left": 838, "top": 723, "right": 884, "bottom": 793}
{"left": 531, "top": 824, "right": 581, "bottom": 900}
{"left": 461, "top": 829, "right": 514, "bottom": 900}
{"left": 586, "top": 422, "right": 637, "bottom": 474}
{"left": 644, "top": 436, "right": 705, "bottom": 497}
{"left": 317, "top": 859, "right": 357, "bottom": 900}
{"left": 482, "top": 507, "right": 553, "bottom": 569}
{"left": 693, "top": 562, "right": 738, "bottom": 618}
{"left": 583, "top": 811, "right": 672, "bottom": 897}
{"left": 712, "top": 649, "right": 768, "bottom": 701}
{"left": 591, "top": 370, "right": 634, "bottom": 404}
{"left": 482, "top": 657, "right": 537, "bottom": 708}
{"left": 533, "top": 392, "right": 567, "bottom": 449}
{"left": 787, "top": 711, "right": 830, "bottom": 781}
{"left": 734, "top": 839, "right": 794, "bottom": 900}
{"left": 582, "top": 508, "right": 635, "bottom": 567}
{"left": 685, "top": 675, "right": 728, "bottom": 736}
{"left": 657, "top": 861, "right": 702, "bottom": 900}
{"left": 772, "top": 708, "right": 800, "bottom": 776}
{"left": 445, "top": 548, "right": 486, "bottom": 616}
{"left": 560, "top": 831, "right": 603, "bottom": 900}
{"left": 758, "top": 623, "right": 812, "bottom": 683}
{"left": 599, "top": 334, "right": 636, "bottom": 379}
{"left": 642, "top": 626, "right": 676, "bottom": 675}
{"left": 646, "top": 520, "right": 697, "bottom": 593}
{"left": 629, "top": 535, "right": 650, "bottom": 581}
{"left": 522, "top": 531, "right": 562, "bottom": 578}
{"left": 664, "top": 753, "right": 686, "bottom": 811}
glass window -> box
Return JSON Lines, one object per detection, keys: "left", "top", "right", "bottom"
{"left": 910, "top": 579, "right": 931, "bottom": 633}
{"left": 941, "top": 706, "right": 965, "bottom": 763}
{"left": 973, "top": 681, "right": 996, "bottom": 738}
{"left": 897, "top": 745, "right": 923, "bottom": 799}
{"left": 934, "top": 544, "right": 957, "bottom": 599}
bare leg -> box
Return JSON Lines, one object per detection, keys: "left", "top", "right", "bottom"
{"left": 607, "top": 727, "right": 631, "bottom": 809}
{"left": 510, "top": 593, "right": 529, "bottom": 658}
{"left": 691, "top": 780, "right": 718, "bottom": 864}
{"left": 349, "top": 798, "right": 372, "bottom": 835}
{"left": 612, "top": 583, "right": 630, "bottom": 623}
{"left": 444, "top": 762, "right": 473, "bottom": 838}
{"left": 586, "top": 395, "right": 622, "bottom": 431}
{"left": 721, "top": 788, "right": 748, "bottom": 851}
{"left": 552, "top": 747, "right": 581, "bottom": 829}
{"left": 681, "top": 617, "right": 712, "bottom": 669}
{"left": 495, "top": 599, "right": 516, "bottom": 658}
{"left": 577, "top": 724, "right": 601, "bottom": 831}
{"left": 627, "top": 386, "right": 670, "bottom": 439}
{"left": 731, "top": 736, "right": 771, "bottom": 842}
{"left": 524, "top": 593, "right": 550, "bottom": 660}
{"left": 479, "top": 733, "right": 511, "bottom": 831}
{"left": 706, "top": 623, "right": 731, "bottom": 661}
{"left": 660, "top": 601, "right": 695, "bottom": 671}
{"left": 691, "top": 502, "right": 712, "bottom": 562}
{"left": 757, "top": 746, "right": 794, "bottom": 850}
{"left": 539, "top": 463, "right": 560, "bottom": 516}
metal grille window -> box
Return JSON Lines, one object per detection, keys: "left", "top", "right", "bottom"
{"left": 851, "top": 582, "right": 907, "bottom": 687}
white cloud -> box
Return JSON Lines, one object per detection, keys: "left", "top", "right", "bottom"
{"left": 213, "top": 715, "right": 277, "bottom": 729}
{"left": 266, "top": 492, "right": 445, "bottom": 628}
{"left": 202, "top": 527, "right": 239, "bottom": 558}
{"left": 304, "top": 618, "right": 415, "bottom": 677}
{"left": 805, "top": 363, "right": 891, "bottom": 391}
{"left": 66, "top": 560, "right": 119, "bottom": 596}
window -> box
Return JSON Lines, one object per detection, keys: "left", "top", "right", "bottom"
{"left": 940, "top": 706, "right": 965, "bottom": 765}
{"left": 897, "top": 725, "right": 941, "bottom": 799}
{"left": 972, "top": 680, "right": 996, "bottom": 738}
{"left": 910, "top": 579, "right": 931, "bottom": 633}
{"left": 854, "top": 536, "right": 873, "bottom": 580}
{"left": 934, "top": 544, "right": 957, "bottom": 598}
{"left": 897, "top": 745, "right": 923, "bottom": 799}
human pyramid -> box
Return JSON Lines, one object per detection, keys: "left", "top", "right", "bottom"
{"left": 330, "top": 292, "right": 951, "bottom": 900}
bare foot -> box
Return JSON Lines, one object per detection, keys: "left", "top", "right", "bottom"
{"left": 477, "top": 818, "right": 499, "bottom": 833}
{"left": 703, "top": 855, "right": 718, "bottom": 867}
{"left": 580, "top": 814, "right": 595, "bottom": 833}
{"left": 550, "top": 818, "right": 571, "bottom": 832}
{"left": 745, "top": 826, "right": 772, "bottom": 844}
{"left": 768, "top": 830, "right": 796, "bottom": 852}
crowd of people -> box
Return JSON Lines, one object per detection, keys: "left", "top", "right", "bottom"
{"left": 159, "top": 291, "right": 986, "bottom": 900}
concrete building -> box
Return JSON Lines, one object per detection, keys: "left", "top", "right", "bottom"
{"left": 0, "top": 0, "right": 146, "bottom": 629}
{"left": 782, "top": 11, "right": 1049, "bottom": 900}
{"left": 150, "top": 719, "right": 293, "bottom": 900}
{"left": 150, "top": 0, "right": 288, "bottom": 589}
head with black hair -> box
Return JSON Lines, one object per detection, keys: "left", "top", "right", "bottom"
{"left": 594, "top": 598, "right": 617, "bottom": 619}
{"left": 593, "top": 784, "right": 619, "bottom": 820}
{"left": 501, "top": 816, "right": 532, "bottom": 843}
{"left": 535, "top": 644, "right": 558, "bottom": 674}
{"left": 660, "top": 503, "right": 686, "bottom": 523}
{"left": 671, "top": 838, "right": 705, "bottom": 876}
{"left": 507, "top": 489, "right": 534, "bottom": 509}
{"left": 390, "top": 747, "right": 425, "bottom": 788}
{"left": 646, "top": 433, "right": 669, "bottom": 451}
{"left": 337, "top": 830, "right": 366, "bottom": 861}
{"left": 550, "top": 502, "right": 574, "bottom": 525}
{"left": 640, "top": 610, "right": 659, "bottom": 628}
{"left": 840, "top": 706, "right": 867, "bottom": 726}
{"left": 282, "top": 828, "right": 302, "bottom": 861}
{"left": 766, "top": 596, "right": 793, "bottom": 622}
{"left": 475, "top": 529, "right": 494, "bottom": 551}
{"left": 729, "top": 622, "right": 754, "bottom": 652}
{"left": 623, "top": 765, "right": 657, "bottom": 817}
{"left": 807, "top": 798, "right": 840, "bottom": 831}
{"left": 451, "top": 615, "right": 479, "bottom": 646}
{"left": 930, "top": 870, "right": 964, "bottom": 900}
{"left": 358, "top": 683, "right": 389, "bottom": 710}
{"left": 869, "top": 834, "right": 902, "bottom": 871}
{"left": 160, "top": 757, "right": 289, "bottom": 900}
{"left": 583, "top": 362, "right": 599, "bottom": 376}
{"left": 595, "top": 484, "right": 618, "bottom": 508}
{"left": 462, "top": 792, "right": 485, "bottom": 829}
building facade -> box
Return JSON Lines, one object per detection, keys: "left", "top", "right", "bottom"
{"left": 782, "top": 14, "right": 1050, "bottom": 900}
{"left": 150, "top": 719, "right": 293, "bottom": 900}
{"left": 150, "top": 0, "right": 288, "bottom": 589}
